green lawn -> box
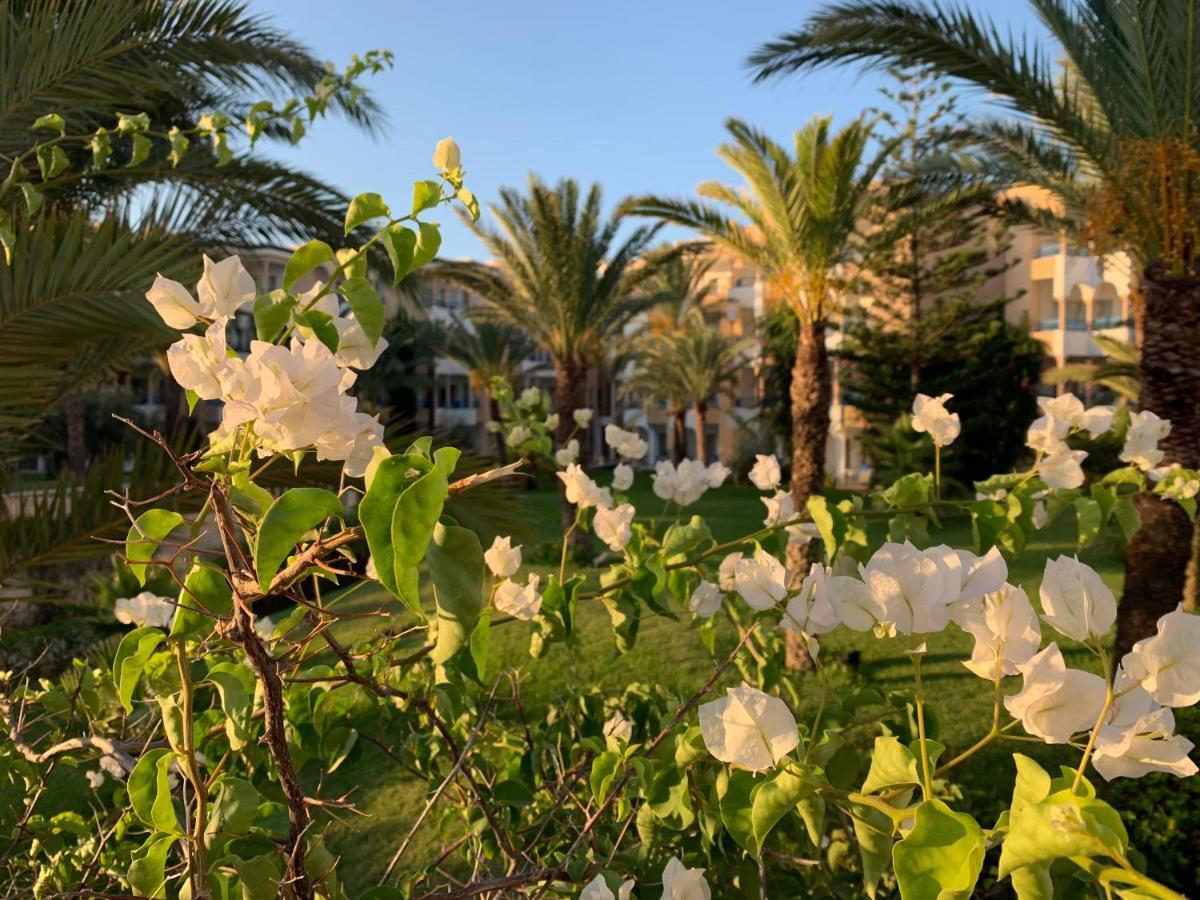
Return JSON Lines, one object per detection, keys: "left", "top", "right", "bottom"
{"left": 314, "top": 474, "right": 1197, "bottom": 893}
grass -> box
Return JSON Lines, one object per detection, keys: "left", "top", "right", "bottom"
{"left": 312, "top": 473, "right": 1196, "bottom": 893}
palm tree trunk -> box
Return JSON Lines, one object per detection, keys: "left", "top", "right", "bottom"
{"left": 692, "top": 400, "right": 708, "bottom": 464}
{"left": 554, "top": 357, "right": 590, "bottom": 551}
{"left": 65, "top": 389, "right": 86, "bottom": 483}
{"left": 672, "top": 410, "right": 687, "bottom": 463}
{"left": 1116, "top": 265, "right": 1200, "bottom": 656}
{"left": 785, "top": 318, "right": 831, "bottom": 671}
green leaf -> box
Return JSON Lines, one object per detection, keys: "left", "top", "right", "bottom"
{"left": 207, "top": 661, "right": 256, "bottom": 750}
{"left": 718, "top": 769, "right": 760, "bottom": 853}
{"left": 128, "top": 748, "right": 178, "bottom": 833}
{"left": 807, "top": 495, "right": 847, "bottom": 559}
{"left": 1074, "top": 497, "right": 1102, "bottom": 549}
{"left": 661, "top": 515, "right": 713, "bottom": 559}
{"left": 253, "top": 488, "right": 343, "bottom": 592}
{"left": 381, "top": 224, "right": 416, "bottom": 284}
{"left": 1113, "top": 496, "right": 1141, "bottom": 541}
{"left": 128, "top": 134, "right": 152, "bottom": 167}
{"left": 113, "top": 627, "right": 166, "bottom": 713}
{"left": 117, "top": 112, "right": 150, "bottom": 133}
{"left": 341, "top": 276, "right": 384, "bottom": 342}
{"left": 359, "top": 453, "right": 426, "bottom": 598}
{"left": 166, "top": 127, "right": 189, "bottom": 167}
{"left": 223, "top": 854, "right": 280, "bottom": 900}
{"left": 427, "top": 522, "right": 484, "bottom": 665}
{"left": 590, "top": 751, "right": 622, "bottom": 805}
{"left": 997, "top": 789, "right": 1128, "bottom": 878}
{"left": 283, "top": 239, "right": 335, "bottom": 291}
{"left": 127, "top": 833, "right": 176, "bottom": 899}
{"left": 853, "top": 805, "right": 894, "bottom": 897}
{"left": 170, "top": 562, "right": 233, "bottom": 640}
{"left": 18, "top": 183, "right": 42, "bottom": 215}
{"left": 293, "top": 308, "right": 339, "bottom": 352}
{"left": 125, "top": 509, "right": 185, "bottom": 586}
{"left": 751, "top": 766, "right": 810, "bottom": 854}
{"left": 205, "top": 776, "right": 261, "bottom": 839}
{"left": 892, "top": 799, "right": 985, "bottom": 900}
{"left": 412, "top": 221, "right": 442, "bottom": 268}
{"left": 456, "top": 186, "right": 480, "bottom": 220}
{"left": 91, "top": 128, "right": 111, "bottom": 167}
{"left": 31, "top": 113, "right": 65, "bottom": 135}
{"left": 230, "top": 469, "right": 276, "bottom": 519}
{"left": 646, "top": 765, "right": 694, "bottom": 830}
{"left": 35, "top": 145, "right": 68, "bottom": 180}
{"left": 880, "top": 473, "right": 935, "bottom": 510}
{"left": 469, "top": 610, "right": 491, "bottom": 682}
{"left": 345, "top": 192, "right": 390, "bottom": 234}
{"left": 862, "top": 735, "right": 920, "bottom": 794}
{"left": 391, "top": 447, "right": 460, "bottom": 612}
{"left": 252, "top": 290, "right": 296, "bottom": 342}
{"left": 411, "top": 179, "right": 441, "bottom": 215}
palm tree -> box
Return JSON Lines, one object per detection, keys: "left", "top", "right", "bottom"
{"left": 0, "top": 0, "right": 379, "bottom": 462}
{"left": 748, "top": 1, "right": 1200, "bottom": 653}
{"left": 641, "top": 245, "right": 719, "bottom": 334}
{"left": 440, "top": 314, "right": 537, "bottom": 460}
{"left": 624, "top": 116, "right": 888, "bottom": 515}
{"left": 433, "top": 176, "right": 664, "bottom": 533}
{"left": 626, "top": 313, "right": 756, "bottom": 463}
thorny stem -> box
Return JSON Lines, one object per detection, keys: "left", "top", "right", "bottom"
{"left": 1073, "top": 647, "right": 1115, "bottom": 793}
{"left": 173, "top": 641, "right": 209, "bottom": 900}
{"left": 210, "top": 483, "right": 315, "bottom": 900}
{"left": 911, "top": 651, "right": 934, "bottom": 801}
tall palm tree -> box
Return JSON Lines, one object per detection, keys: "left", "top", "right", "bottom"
{"left": 641, "top": 245, "right": 719, "bottom": 334}
{"left": 626, "top": 312, "right": 757, "bottom": 463}
{"left": 748, "top": 1, "right": 1200, "bottom": 653}
{"left": 440, "top": 314, "right": 537, "bottom": 460}
{"left": 624, "top": 116, "right": 888, "bottom": 515}
{"left": 433, "top": 176, "right": 664, "bottom": 532}
{"left": 0, "top": 0, "right": 379, "bottom": 461}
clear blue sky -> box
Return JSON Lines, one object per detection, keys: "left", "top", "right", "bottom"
{"left": 250, "top": 0, "right": 1049, "bottom": 258}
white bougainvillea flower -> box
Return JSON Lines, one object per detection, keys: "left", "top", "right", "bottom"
{"left": 313, "top": 405, "right": 384, "bottom": 478}
{"left": 652, "top": 459, "right": 712, "bottom": 506}
{"left": 197, "top": 254, "right": 256, "bottom": 318}
{"left": 1004, "top": 643, "right": 1107, "bottom": 743}
{"left": 114, "top": 591, "right": 175, "bottom": 629}
{"left": 748, "top": 454, "right": 781, "bottom": 491}
{"left": 782, "top": 563, "right": 840, "bottom": 640}
{"left": 493, "top": 574, "right": 542, "bottom": 621}
{"left": 1092, "top": 680, "right": 1198, "bottom": 780}
{"left": 602, "top": 711, "right": 633, "bottom": 744}
{"left": 573, "top": 408, "right": 594, "bottom": 429}
{"left": 86, "top": 770, "right": 106, "bottom": 790}
{"left": 954, "top": 546, "right": 1008, "bottom": 604}
{"left": 652, "top": 459, "right": 679, "bottom": 502}
{"left": 242, "top": 338, "right": 349, "bottom": 451}
{"left": 705, "top": 461, "right": 731, "bottom": 488}
{"left": 1037, "top": 444, "right": 1087, "bottom": 490}
{"left": 698, "top": 683, "right": 798, "bottom": 772}
{"left": 1038, "top": 555, "right": 1116, "bottom": 643}
{"left": 555, "top": 439, "right": 580, "bottom": 468}
{"left": 484, "top": 536, "right": 522, "bottom": 578}
{"left": 506, "top": 424, "right": 533, "bottom": 448}
{"left": 660, "top": 857, "right": 711, "bottom": 900}
{"left": 594, "top": 503, "right": 635, "bottom": 552}
{"left": 733, "top": 548, "right": 787, "bottom": 611}
{"left": 761, "top": 490, "right": 794, "bottom": 530}
{"left": 1121, "top": 409, "right": 1171, "bottom": 470}
{"left": 1026, "top": 416, "right": 1066, "bottom": 455}
{"left": 1122, "top": 604, "right": 1200, "bottom": 707}
{"left": 1031, "top": 500, "right": 1049, "bottom": 530}
{"left": 166, "top": 317, "right": 233, "bottom": 400}
{"left": 519, "top": 386, "right": 541, "bottom": 406}
{"left": 433, "top": 136, "right": 461, "bottom": 170}
{"left": 911, "top": 393, "right": 961, "bottom": 447}
{"left": 717, "top": 552, "right": 743, "bottom": 592}
{"left": 956, "top": 584, "right": 1042, "bottom": 679}
{"left": 147, "top": 274, "right": 206, "bottom": 329}
{"left": 861, "top": 541, "right": 958, "bottom": 634}
{"left": 579, "top": 873, "right": 634, "bottom": 900}
{"left": 544, "top": 413, "right": 559, "bottom": 431}
{"left": 558, "top": 464, "right": 612, "bottom": 510}
{"left": 611, "top": 463, "right": 634, "bottom": 491}
{"left": 332, "top": 316, "right": 388, "bottom": 370}
{"left": 689, "top": 580, "right": 723, "bottom": 617}
{"left": 824, "top": 571, "right": 881, "bottom": 632}
{"left": 605, "top": 424, "right": 648, "bottom": 460}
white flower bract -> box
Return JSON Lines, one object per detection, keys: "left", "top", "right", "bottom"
{"left": 698, "top": 683, "right": 799, "bottom": 772}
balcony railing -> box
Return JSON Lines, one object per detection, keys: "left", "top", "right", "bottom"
{"left": 1064, "top": 318, "right": 1088, "bottom": 331}
{"left": 1034, "top": 317, "right": 1059, "bottom": 330}
{"left": 1092, "top": 315, "right": 1130, "bottom": 330}
{"left": 1035, "top": 316, "right": 1126, "bottom": 332}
